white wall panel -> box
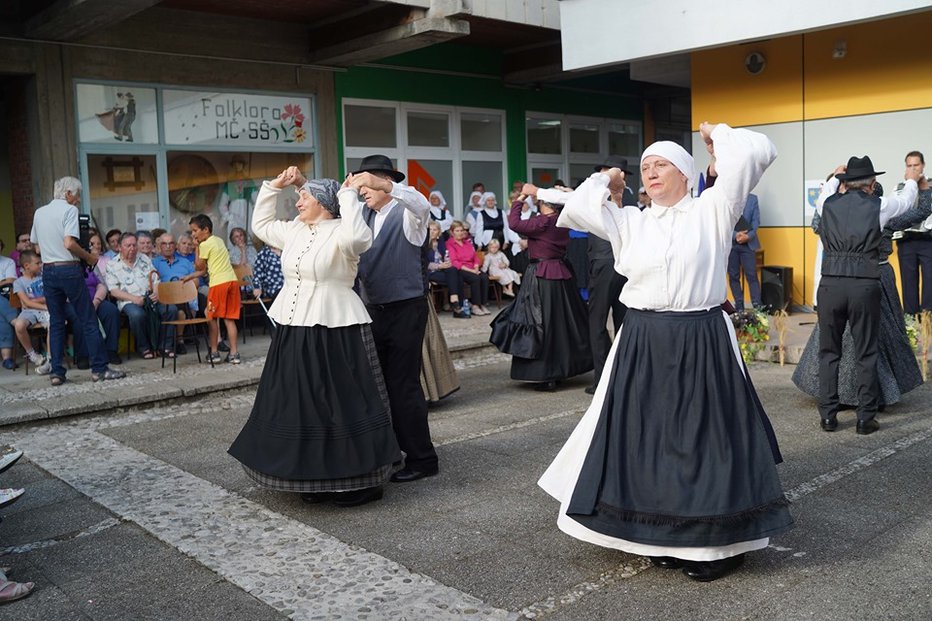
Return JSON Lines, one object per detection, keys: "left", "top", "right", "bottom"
{"left": 560, "top": 0, "right": 928, "bottom": 69}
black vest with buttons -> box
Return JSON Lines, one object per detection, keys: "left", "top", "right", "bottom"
{"left": 821, "top": 190, "right": 882, "bottom": 279}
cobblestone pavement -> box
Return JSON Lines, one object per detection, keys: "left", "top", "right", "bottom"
{"left": 3, "top": 318, "right": 932, "bottom": 620}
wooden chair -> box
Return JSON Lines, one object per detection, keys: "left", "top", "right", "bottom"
{"left": 232, "top": 264, "right": 272, "bottom": 343}
{"left": 429, "top": 281, "right": 450, "bottom": 312}
{"left": 8, "top": 292, "right": 52, "bottom": 375}
{"left": 155, "top": 280, "right": 213, "bottom": 373}
{"left": 487, "top": 275, "right": 504, "bottom": 308}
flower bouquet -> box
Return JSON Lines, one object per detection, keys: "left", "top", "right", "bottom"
{"left": 730, "top": 309, "right": 770, "bottom": 364}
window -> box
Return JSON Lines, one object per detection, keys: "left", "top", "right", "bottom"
{"left": 86, "top": 154, "right": 159, "bottom": 233}
{"left": 343, "top": 100, "right": 506, "bottom": 219}
{"left": 526, "top": 117, "right": 562, "bottom": 154}
{"left": 569, "top": 123, "right": 600, "bottom": 154}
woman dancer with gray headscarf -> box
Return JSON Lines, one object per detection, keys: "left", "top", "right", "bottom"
{"left": 229, "top": 167, "right": 400, "bottom": 507}
{"left": 538, "top": 123, "right": 794, "bottom": 582}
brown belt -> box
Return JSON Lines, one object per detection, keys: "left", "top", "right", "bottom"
{"left": 43, "top": 261, "right": 80, "bottom": 266}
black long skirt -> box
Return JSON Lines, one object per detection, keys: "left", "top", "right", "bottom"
{"left": 228, "top": 323, "right": 402, "bottom": 492}
{"left": 565, "top": 308, "right": 793, "bottom": 548}
{"left": 489, "top": 262, "right": 592, "bottom": 382}
{"left": 792, "top": 264, "right": 923, "bottom": 406}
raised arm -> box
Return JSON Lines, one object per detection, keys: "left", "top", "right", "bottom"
{"left": 390, "top": 182, "right": 430, "bottom": 246}
{"left": 885, "top": 187, "right": 931, "bottom": 232}
{"left": 335, "top": 187, "right": 372, "bottom": 258}
{"left": 553, "top": 175, "right": 613, "bottom": 240}
{"left": 699, "top": 123, "right": 777, "bottom": 223}
{"left": 251, "top": 181, "right": 291, "bottom": 249}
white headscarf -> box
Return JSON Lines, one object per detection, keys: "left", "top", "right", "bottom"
{"left": 480, "top": 191, "right": 497, "bottom": 211}
{"left": 429, "top": 190, "right": 446, "bottom": 209}
{"left": 468, "top": 191, "right": 483, "bottom": 210}
{"left": 640, "top": 141, "right": 697, "bottom": 193}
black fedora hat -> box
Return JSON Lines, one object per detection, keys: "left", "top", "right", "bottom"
{"left": 594, "top": 155, "right": 634, "bottom": 175}
{"left": 352, "top": 154, "right": 405, "bottom": 183}
{"left": 836, "top": 155, "right": 884, "bottom": 182}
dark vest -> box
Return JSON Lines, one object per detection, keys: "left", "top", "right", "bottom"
{"left": 821, "top": 190, "right": 882, "bottom": 279}
{"left": 358, "top": 201, "right": 427, "bottom": 304}
{"left": 482, "top": 209, "right": 505, "bottom": 244}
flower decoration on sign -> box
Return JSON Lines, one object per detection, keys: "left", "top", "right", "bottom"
{"left": 730, "top": 308, "right": 770, "bottom": 364}
{"left": 279, "top": 104, "right": 306, "bottom": 143}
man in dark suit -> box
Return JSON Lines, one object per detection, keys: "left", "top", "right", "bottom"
{"left": 727, "top": 193, "right": 762, "bottom": 311}
{"left": 586, "top": 156, "right": 638, "bottom": 394}
{"left": 817, "top": 156, "right": 921, "bottom": 435}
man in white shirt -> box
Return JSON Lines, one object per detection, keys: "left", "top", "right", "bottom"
{"left": 350, "top": 154, "right": 439, "bottom": 483}
{"left": 894, "top": 150, "right": 931, "bottom": 316}
{"left": 816, "top": 156, "right": 922, "bottom": 435}
{"left": 30, "top": 177, "right": 124, "bottom": 385}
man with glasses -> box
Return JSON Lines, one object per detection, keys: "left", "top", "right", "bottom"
{"left": 153, "top": 233, "right": 201, "bottom": 354}
{"left": 10, "top": 233, "right": 33, "bottom": 276}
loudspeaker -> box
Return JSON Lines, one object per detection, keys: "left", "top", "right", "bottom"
{"left": 760, "top": 265, "right": 793, "bottom": 313}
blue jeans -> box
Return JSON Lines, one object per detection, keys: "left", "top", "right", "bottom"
{"left": 121, "top": 302, "right": 177, "bottom": 352}
{"left": 73, "top": 299, "right": 120, "bottom": 358}
{"left": 0, "top": 295, "right": 17, "bottom": 350}
{"left": 43, "top": 263, "right": 108, "bottom": 376}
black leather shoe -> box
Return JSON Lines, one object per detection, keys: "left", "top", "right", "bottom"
{"left": 534, "top": 380, "right": 558, "bottom": 392}
{"left": 649, "top": 556, "right": 683, "bottom": 569}
{"left": 332, "top": 486, "right": 384, "bottom": 507}
{"left": 301, "top": 492, "right": 336, "bottom": 504}
{"left": 682, "top": 554, "right": 745, "bottom": 582}
{"left": 821, "top": 417, "right": 838, "bottom": 432}
{"left": 390, "top": 465, "right": 439, "bottom": 483}
{"left": 584, "top": 385, "right": 596, "bottom": 395}
{"left": 856, "top": 418, "right": 880, "bottom": 435}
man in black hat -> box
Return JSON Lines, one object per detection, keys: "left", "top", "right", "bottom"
{"left": 816, "top": 155, "right": 922, "bottom": 435}
{"left": 346, "top": 154, "right": 439, "bottom": 481}
{"left": 584, "top": 156, "right": 638, "bottom": 394}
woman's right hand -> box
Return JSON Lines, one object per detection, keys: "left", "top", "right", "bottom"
{"left": 271, "top": 166, "right": 306, "bottom": 189}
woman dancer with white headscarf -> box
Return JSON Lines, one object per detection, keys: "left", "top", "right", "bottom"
{"left": 538, "top": 123, "right": 794, "bottom": 582}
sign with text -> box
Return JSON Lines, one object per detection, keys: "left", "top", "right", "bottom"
{"left": 163, "top": 90, "right": 313, "bottom": 149}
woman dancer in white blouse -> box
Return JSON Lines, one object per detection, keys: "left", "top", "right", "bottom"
{"left": 539, "top": 123, "right": 793, "bottom": 582}
{"left": 229, "top": 166, "right": 400, "bottom": 507}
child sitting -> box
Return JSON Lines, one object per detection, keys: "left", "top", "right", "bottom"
{"left": 11, "top": 251, "right": 54, "bottom": 373}
{"left": 481, "top": 238, "right": 521, "bottom": 297}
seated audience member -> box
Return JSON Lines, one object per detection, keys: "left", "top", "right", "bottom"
{"left": 73, "top": 233, "right": 121, "bottom": 368}
{"left": 153, "top": 233, "right": 198, "bottom": 284}
{"left": 228, "top": 227, "right": 257, "bottom": 268}
{"left": 103, "top": 228, "right": 122, "bottom": 259}
{"left": 447, "top": 220, "right": 491, "bottom": 316}
{"left": 252, "top": 243, "right": 284, "bottom": 301}
{"left": 482, "top": 238, "right": 521, "bottom": 297}
{"left": 136, "top": 230, "right": 156, "bottom": 259}
{"left": 176, "top": 233, "right": 197, "bottom": 263}
{"left": 0, "top": 240, "right": 18, "bottom": 369}
{"left": 9, "top": 233, "right": 33, "bottom": 277}
{"left": 425, "top": 221, "right": 460, "bottom": 313}
{"left": 151, "top": 228, "right": 167, "bottom": 242}
{"left": 11, "top": 250, "right": 60, "bottom": 374}
{"left": 105, "top": 232, "right": 178, "bottom": 359}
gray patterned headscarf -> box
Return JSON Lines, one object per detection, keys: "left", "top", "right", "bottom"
{"left": 301, "top": 178, "right": 341, "bottom": 218}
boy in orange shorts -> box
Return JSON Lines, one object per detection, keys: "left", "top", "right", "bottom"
{"left": 189, "top": 214, "right": 241, "bottom": 364}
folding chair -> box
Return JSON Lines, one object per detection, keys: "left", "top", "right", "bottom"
{"left": 156, "top": 280, "right": 214, "bottom": 373}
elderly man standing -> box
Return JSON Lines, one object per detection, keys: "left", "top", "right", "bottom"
{"left": 106, "top": 232, "right": 178, "bottom": 359}
{"left": 30, "top": 177, "right": 124, "bottom": 384}
{"left": 816, "top": 156, "right": 921, "bottom": 435}
{"left": 350, "top": 154, "right": 439, "bottom": 483}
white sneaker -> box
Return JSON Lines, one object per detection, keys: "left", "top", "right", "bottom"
{"left": 0, "top": 449, "right": 23, "bottom": 474}
{"left": 27, "top": 351, "right": 45, "bottom": 366}
{"left": 35, "top": 361, "right": 52, "bottom": 375}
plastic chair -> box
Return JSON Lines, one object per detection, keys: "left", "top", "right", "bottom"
{"left": 155, "top": 280, "right": 214, "bottom": 373}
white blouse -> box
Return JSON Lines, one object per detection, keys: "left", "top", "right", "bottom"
{"left": 251, "top": 181, "right": 372, "bottom": 328}
{"left": 558, "top": 124, "right": 777, "bottom": 311}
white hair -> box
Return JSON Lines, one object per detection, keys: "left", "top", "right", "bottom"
{"left": 53, "top": 176, "right": 82, "bottom": 200}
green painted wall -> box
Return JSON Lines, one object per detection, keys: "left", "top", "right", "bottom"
{"left": 334, "top": 43, "right": 643, "bottom": 185}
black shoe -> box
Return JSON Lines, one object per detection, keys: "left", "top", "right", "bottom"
{"left": 108, "top": 351, "right": 123, "bottom": 365}
{"left": 331, "top": 486, "right": 384, "bottom": 507}
{"left": 390, "top": 465, "right": 439, "bottom": 483}
{"left": 821, "top": 417, "right": 838, "bottom": 432}
{"left": 301, "top": 492, "right": 336, "bottom": 504}
{"left": 682, "top": 554, "right": 745, "bottom": 582}
{"left": 584, "top": 385, "right": 596, "bottom": 395}
{"left": 649, "top": 556, "right": 683, "bottom": 569}
{"left": 75, "top": 357, "right": 90, "bottom": 370}
{"left": 856, "top": 418, "right": 880, "bottom": 435}
{"left": 534, "top": 381, "right": 557, "bottom": 392}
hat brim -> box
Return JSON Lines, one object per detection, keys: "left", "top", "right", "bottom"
{"left": 836, "top": 170, "right": 884, "bottom": 181}
{"left": 352, "top": 168, "right": 406, "bottom": 183}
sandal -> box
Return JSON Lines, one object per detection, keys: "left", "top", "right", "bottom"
{"left": 0, "top": 578, "right": 35, "bottom": 604}
{"left": 162, "top": 350, "right": 176, "bottom": 359}
{"left": 141, "top": 350, "right": 156, "bottom": 360}
{"left": 49, "top": 375, "right": 65, "bottom": 387}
